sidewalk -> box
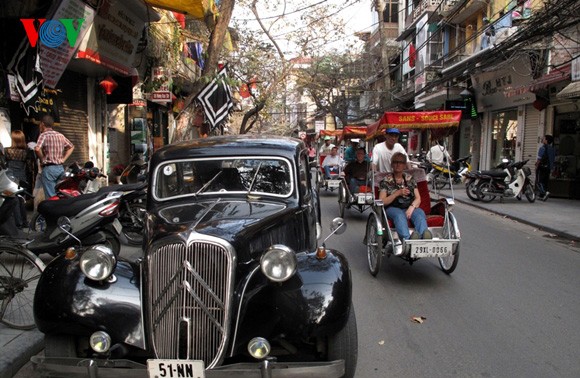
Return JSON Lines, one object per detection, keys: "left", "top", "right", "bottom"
{"left": 432, "top": 186, "right": 580, "bottom": 241}
{"left": 2, "top": 191, "right": 580, "bottom": 377}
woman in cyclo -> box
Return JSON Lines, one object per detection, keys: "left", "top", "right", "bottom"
{"left": 379, "top": 152, "right": 432, "bottom": 255}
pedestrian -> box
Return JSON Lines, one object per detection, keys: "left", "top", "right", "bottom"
{"left": 307, "top": 143, "right": 316, "bottom": 164}
{"left": 344, "top": 147, "right": 370, "bottom": 194}
{"left": 379, "top": 152, "right": 431, "bottom": 256}
{"left": 3, "top": 130, "right": 31, "bottom": 228}
{"left": 34, "top": 114, "right": 75, "bottom": 198}
{"left": 371, "top": 128, "right": 408, "bottom": 173}
{"left": 535, "top": 134, "right": 555, "bottom": 201}
{"left": 319, "top": 136, "right": 335, "bottom": 157}
{"left": 322, "top": 146, "right": 341, "bottom": 179}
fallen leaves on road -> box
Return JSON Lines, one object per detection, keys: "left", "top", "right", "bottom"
{"left": 411, "top": 316, "right": 426, "bottom": 324}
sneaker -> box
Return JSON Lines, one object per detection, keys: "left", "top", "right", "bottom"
{"left": 422, "top": 230, "right": 433, "bottom": 239}
{"left": 542, "top": 192, "right": 550, "bottom": 202}
{"left": 394, "top": 242, "right": 403, "bottom": 256}
{"left": 410, "top": 231, "right": 421, "bottom": 240}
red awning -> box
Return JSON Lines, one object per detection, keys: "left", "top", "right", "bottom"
{"left": 366, "top": 111, "right": 462, "bottom": 140}
{"left": 342, "top": 126, "right": 367, "bottom": 138}
{"left": 528, "top": 64, "right": 571, "bottom": 92}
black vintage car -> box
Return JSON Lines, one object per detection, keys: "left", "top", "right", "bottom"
{"left": 33, "top": 136, "right": 357, "bottom": 377}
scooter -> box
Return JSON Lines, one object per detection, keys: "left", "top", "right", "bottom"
{"left": 475, "top": 159, "right": 536, "bottom": 203}
{"left": 464, "top": 159, "right": 513, "bottom": 201}
{"left": 120, "top": 153, "right": 148, "bottom": 184}
{"left": 428, "top": 155, "right": 472, "bottom": 190}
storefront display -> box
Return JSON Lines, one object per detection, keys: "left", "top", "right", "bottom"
{"left": 551, "top": 112, "right": 580, "bottom": 198}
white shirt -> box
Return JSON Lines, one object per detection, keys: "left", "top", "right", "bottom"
{"left": 371, "top": 142, "right": 407, "bottom": 172}
{"left": 319, "top": 143, "right": 335, "bottom": 155}
{"left": 427, "top": 144, "right": 451, "bottom": 165}
{"left": 322, "top": 154, "right": 341, "bottom": 167}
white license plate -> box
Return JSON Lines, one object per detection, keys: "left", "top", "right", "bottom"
{"left": 112, "top": 218, "right": 123, "bottom": 234}
{"left": 147, "top": 359, "right": 205, "bottom": 378}
{"left": 410, "top": 241, "right": 453, "bottom": 258}
{"left": 357, "top": 194, "right": 372, "bottom": 204}
{"left": 327, "top": 180, "right": 340, "bottom": 188}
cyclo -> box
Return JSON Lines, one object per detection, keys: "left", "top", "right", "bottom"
{"left": 337, "top": 126, "right": 374, "bottom": 217}
{"left": 318, "top": 129, "right": 343, "bottom": 192}
{"left": 363, "top": 111, "right": 462, "bottom": 276}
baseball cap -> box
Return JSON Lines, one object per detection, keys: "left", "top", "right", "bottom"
{"left": 385, "top": 128, "right": 400, "bottom": 135}
{"left": 324, "top": 136, "right": 331, "bottom": 140}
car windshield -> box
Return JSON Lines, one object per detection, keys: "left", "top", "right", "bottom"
{"left": 153, "top": 157, "right": 293, "bottom": 201}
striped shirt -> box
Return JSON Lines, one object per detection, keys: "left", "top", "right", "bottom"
{"left": 36, "top": 129, "right": 74, "bottom": 165}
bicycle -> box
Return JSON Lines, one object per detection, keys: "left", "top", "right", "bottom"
{"left": 0, "top": 240, "right": 45, "bottom": 329}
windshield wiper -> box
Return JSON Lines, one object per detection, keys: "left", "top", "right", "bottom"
{"left": 195, "top": 170, "right": 223, "bottom": 195}
{"left": 247, "top": 162, "right": 262, "bottom": 196}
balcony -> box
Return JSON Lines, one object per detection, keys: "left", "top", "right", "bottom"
{"left": 441, "top": 0, "right": 487, "bottom": 24}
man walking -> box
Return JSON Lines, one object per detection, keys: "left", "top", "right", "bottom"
{"left": 535, "top": 134, "right": 555, "bottom": 201}
{"left": 35, "top": 114, "right": 75, "bottom": 198}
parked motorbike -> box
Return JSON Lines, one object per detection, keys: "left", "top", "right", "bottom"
{"left": 464, "top": 159, "right": 514, "bottom": 201}
{"left": 428, "top": 155, "right": 472, "bottom": 190}
{"left": 120, "top": 153, "right": 147, "bottom": 184}
{"left": 475, "top": 159, "right": 536, "bottom": 203}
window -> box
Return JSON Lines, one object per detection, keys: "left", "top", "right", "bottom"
{"left": 383, "top": 1, "right": 399, "bottom": 23}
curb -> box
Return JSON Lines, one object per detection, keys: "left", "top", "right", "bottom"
{"left": 0, "top": 329, "right": 44, "bottom": 378}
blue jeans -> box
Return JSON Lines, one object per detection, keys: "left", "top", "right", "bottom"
{"left": 324, "top": 166, "right": 338, "bottom": 179}
{"left": 41, "top": 164, "right": 65, "bottom": 198}
{"left": 348, "top": 177, "right": 366, "bottom": 193}
{"left": 386, "top": 206, "right": 428, "bottom": 240}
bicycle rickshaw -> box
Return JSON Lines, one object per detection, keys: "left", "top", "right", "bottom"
{"left": 318, "top": 129, "right": 343, "bottom": 192}
{"left": 363, "top": 111, "right": 462, "bottom": 276}
{"left": 337, "top": 126, "right": 374, "bottom": 217}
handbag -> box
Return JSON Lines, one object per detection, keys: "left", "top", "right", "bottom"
{"left": 391, "top": 175, "right": 415, "bottom": 209}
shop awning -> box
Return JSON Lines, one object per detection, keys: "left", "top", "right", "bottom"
{"left": 557, "top": 81, "right": 580, "bottom": 99}
{"left": 528, "top": 64, "right": 571, "bottom": 92}
{"left": 143, "top": 0, "right": 210, "bottom": 19}
{"left": 366, "top": 111, "right": 462, "bottom": 140}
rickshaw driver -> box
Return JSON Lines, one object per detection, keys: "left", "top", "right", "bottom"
{"left": 344, "top": 147, "right": 370, "bottom": 194}
{"left": 371, "top": 128, "right": 408, "bottom": 173}
{"left": 319, "top": 136, "right": 335, "bottom": 157}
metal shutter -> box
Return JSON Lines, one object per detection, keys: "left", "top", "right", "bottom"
{"left": 523, "top": 104, "right": 541, "bottom": 181}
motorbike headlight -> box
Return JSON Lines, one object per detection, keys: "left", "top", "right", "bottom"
{"left": 80, "top": 245, "right": 117, "bottom": 281}
{"left": 260, "top": 245, "right": 297, "bottom": 282}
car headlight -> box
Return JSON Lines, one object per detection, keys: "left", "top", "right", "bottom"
{"left": 80, "top": 245, "right": 117, "bottom": 281}
{"left": 260, "top": 245, "right": 297, "bottom": 282}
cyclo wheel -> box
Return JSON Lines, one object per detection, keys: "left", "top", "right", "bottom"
{"left": 438, "top": 213, "right": 460, "bottom": 274}
{"left": 338, "top": 181, "right": 347, "bottom": 218}
{"left": 0, "top": 245, "right": 45, "bottom": 329}
{"left": 365, "top": 213, "right": 382, "bottom": 277}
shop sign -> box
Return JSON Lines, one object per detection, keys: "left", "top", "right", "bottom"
{"left": 471, "top": 55, "right": 534, "bottom": 111}
{"left": 149, "top": 67, "right": 172, "bottom": 104}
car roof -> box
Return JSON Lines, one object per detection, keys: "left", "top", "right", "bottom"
{"left": 150, "top": 135, "right": 303, "bottom": 166}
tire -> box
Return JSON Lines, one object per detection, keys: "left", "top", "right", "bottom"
{"left": 44, "top": 334, "right": 78, "bottom": 358}
{"left": 465, "top": 180, "right": 479, "bottom": 201}
{"left": 524, "top": 181, "right": 536, "bottom": 203}
{"left": 365, "top": 214, "right": 382, "bottom": 277}
{"left": 121, "top": 202, "right": 146, "bottom": 245}
{"left": 0, "top": 246, "right": 45, "bottom": 329}
{"left": 438, "top": 213, "right": 459, "bottom": 274}
{"left": 434, "top": 175, "right": 448, "bottom": 190}
{"left": 476, "top": 181, "right": 496, "bottom": 202}
{"left": 29, "top": 211, "right": 46, "bottom": 232}
{"left": 338, "top": 182, "right": 347, "bottom": 218}
{"left": 102, "top": 230, "right": 121, "bottom": 256}
{"left": 327, "top": 304, "right": 358, "bottom": 378}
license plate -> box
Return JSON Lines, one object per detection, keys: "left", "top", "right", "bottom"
{"left": 112, "top": 218, "right": 123, "bottom": 234}
{"left": 327, "top": 180, "right": 340, "bottom": 188}
{"left": 410, "top": 241, "right": 453, "bottom": 258}
{"left": 147, "top": 359, "right": 205, "bottom": 378}
{"left": 357, "top": 194, "right": 372, "bottom": 204}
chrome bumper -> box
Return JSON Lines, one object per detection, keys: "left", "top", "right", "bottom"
{"left": 31, "top": 356, "right": 345, "bottom": 378}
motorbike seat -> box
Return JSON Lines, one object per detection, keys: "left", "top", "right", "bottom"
{"left": 480, "top": 170, "right": 508, "bottom": 178}
{"left": 98, "top": 182, "right": 147, "bottom": 193}
{"left": 38, "top": 191, "right": 117, "bottom": 219}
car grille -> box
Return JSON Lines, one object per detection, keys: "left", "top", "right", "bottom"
{"left": 148, "top": 240, "right": 234, "bottom": 368}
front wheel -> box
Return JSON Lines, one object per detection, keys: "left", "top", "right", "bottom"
{"left": 120, "top": 202, "right": 146, "bottom": 245}
{"left": 438, "top": 213, "right": 460, "bottom": 274}
{"left": 0, "top": 245, "right": 45, "bottom": 329}
{"left": 524, "top": 181, "right": 536, "bottom": 203}
{"left": 434, "top": 174, "right": 448, "bottom": 190}
{"left": 365, "top": 213, "right": 382, "bottom": 277}
{"left": 327, "top": 304, "right": 358, "bottom": 378}
{"left": 102, "top": 230, "right": 121, "bottom": 256}
{"left": 29, "top": 212, "right": 46, "bottom": 232}
{"left": 338, "top": 182, "right": 346, "bottom": 218}
{"left": 465, "top": 180, "right": 479, "bottom": 201}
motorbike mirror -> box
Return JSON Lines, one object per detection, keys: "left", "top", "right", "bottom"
{"left": 330, "top": 217, "right": 347, "bottom": 235}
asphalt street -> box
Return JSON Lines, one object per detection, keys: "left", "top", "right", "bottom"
{"left": 2, "top": 186, "right": 579, "bottom": 377}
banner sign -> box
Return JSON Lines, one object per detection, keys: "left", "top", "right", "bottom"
{"left": 366, "top": 111, "right": 462, "bottom": 139}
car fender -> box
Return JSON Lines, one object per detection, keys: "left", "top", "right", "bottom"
{"left": 34, "top": 256, "right": 145, "bottom": 349}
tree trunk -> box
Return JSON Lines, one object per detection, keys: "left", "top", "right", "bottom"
{"left": 240, "top": 100, "right": 266, "bottom": 134}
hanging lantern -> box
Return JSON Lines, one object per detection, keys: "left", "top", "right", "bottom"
{"left": 99, "top": 76, "right": 118, "bottom": 95}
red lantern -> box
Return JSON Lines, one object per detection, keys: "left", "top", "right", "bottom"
{"left": 99, "top": 76, "right": 118, "bottom": 95}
